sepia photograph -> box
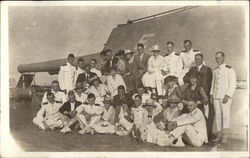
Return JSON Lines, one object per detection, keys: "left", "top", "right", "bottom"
{"left": 1, "top": 1, "right": 249, "bottom": 157}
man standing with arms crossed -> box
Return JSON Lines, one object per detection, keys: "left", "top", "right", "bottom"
{"left": 210, "top": 52, "right": 236, "bottom": 144}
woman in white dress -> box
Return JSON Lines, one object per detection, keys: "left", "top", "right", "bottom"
{"left": 141, "top": 45, "right": 167, "bottom": 96}
{"left": 89, "top": 76, "right": 110, "bottom": 103}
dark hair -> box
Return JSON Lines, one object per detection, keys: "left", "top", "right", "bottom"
{"left": 84, "top": 63, "right": 91, "bottom": 69}
{"left": 195, "top": 53, "right": 203, "bottom": 58}
{"left": 184, "top": 40, "right": 192, "bottom": 45}
{"left": 110, "top": 67, "right": 117, "bottom": 72}
{"left": 51, "top": 80, "right": 59, "bottom": 85}
{"left": 164, "top": 75, "right": 177, "bottom": 84}
{"left": 166, "top": 41, "right": 174, "bottom": 46}
{"left": 87, "top": 93, "right": 96, "bottom": 99}
{"left": 105, "top": 49, "right": 112, "bottom": 54}
{"left": 68, "top": 90, "right": 75, "bottom": 97}
{"left": 118, "top": 85, "right": 125, "bottom": 91}
{"left": 137, "top": 86, "right": 145, "bottom": 90}
{"left": 216, "top": 51, "right": 225, "bottom": 57}
{"left": 77, "top": 57, "right": 84, "bottom": 63}
{"left": 137, "top": 43, "right": 144, "bottom": 48}
{"left": 134, "top": 94, "right": 142, "bottom": 100}
{"left": 68, "top": 53, "right": 75, "bottom": 58}
{"left": 100, "top": 50, "right": 107, "bottom": 56}
{"left": 91, "top": 59, "right": 97, "bottom": 64}
{"left": 47, "top": 91, "right": 55, "bottom": 97}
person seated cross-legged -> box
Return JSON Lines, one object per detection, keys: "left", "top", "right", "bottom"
{"left": 76, "top": 93, "right": 103, "bottom": 135}
{"left": 92, "top": 96, "right": 116, "bottom": 134}
{"left": 157, "top": 100, "right": 208, "bottom": 147}
{"left": 59, "top": 91, "right": 82, "bottom": 133}
{"left": 33, "top": 92, "right": 64, "bottom": 131}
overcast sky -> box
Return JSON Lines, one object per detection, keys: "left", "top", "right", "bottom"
{"left": 9, "top": 6, "right": 181, "bottom": 85}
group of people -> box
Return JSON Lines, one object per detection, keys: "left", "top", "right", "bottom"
{"left": 33, "top": 40, "right": 236, "bottom": 147}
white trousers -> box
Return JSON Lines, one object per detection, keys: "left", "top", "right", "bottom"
{"left": 76, "top": 113, "right": 101, "bottom": 129}
{"left": 33, "top": 116, "right": 63, "bottom": 130}
{"left": 170, "top": 125, "right": 204, "bottom": 147}
{"left": 142, "top": 71, "right": 164, "bottom": 95}
{"left": 213, "top": 98, "right": 232, "bottom": 132}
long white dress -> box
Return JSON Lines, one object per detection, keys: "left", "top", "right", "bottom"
{"left": 141, "top": 55, "right": 166, "bottom": 95}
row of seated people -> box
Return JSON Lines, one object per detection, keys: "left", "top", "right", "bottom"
{"left": 34, "top": 73, "right": 208, "bottom": 147}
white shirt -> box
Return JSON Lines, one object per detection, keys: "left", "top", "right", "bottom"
{"left": 172, "top": 108, "right": 208, "bottom": 143}
{"left": 89, "top": 84, "right": 110, "bottom": 100}
{"left": 76, "top": 103, "right": 103, "bottom": 115}
{"left": 164, "top": 51, "right": 183, "bottom": 78}
{"left": 132, "top": 93, "right": 151, "bottom": 104}
{"left": 107, "top": 74, "right": 126, "bottom": 97}
{"left": 210, "top": 63, "right": 236, "bottom": 99}
{"left": 197, "top": 64, "right": 203, "bottom": 72}
{"left": 180, "top": 49, "right": 201, "bottom": 71}
{"left": 70, "top": 102, "right": 75, "bottom": 111}
{"left": 41, "top": 90, "right": 67, "bottom": 106}
{"left": 37, "top": 101, "right": 62, "bottom": 120}
{"left": 74, "top": 92, "right": 87, "bottom": 103}
{"left": 102, "top": 106, "right": 115, "bottom": 123}
{"left": 58, "top": 62, "right": 76, "bottom": 91}
{"left": 131, "top": 105, "right": 147, "bottom": 127}
{"left": 91, "top": 68, "right": 102, "bottom": 78}
{"left": 148, "top": 55, "right": 167, "bottom": 74}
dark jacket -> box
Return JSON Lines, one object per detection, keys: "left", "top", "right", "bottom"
{"left": 59, "top": 100, "right": 82, "bottom": 118}
{"left": 133, "top": 53, "right": 150, "bottom": 74}
{"left": 112, "top": 93, "right": 133, "bottom": 108}
{"left": 76, "top": 72, "right": 97, "bottom": 84}
{"left": 183, "top": 64, "right": 213, "bottom": 96}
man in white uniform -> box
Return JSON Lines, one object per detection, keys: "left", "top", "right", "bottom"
{"left": 33, "top": 92, "right": 63, "bottom": 130}
{"left": 210, "top": 52, "right": 236, "bottom": 144}
{"left": 58, "top": 54, "right": 77, "bottom": 93}
{"left": 164, "top": 41, "right": 183, "bottom": 81}
{"left": 157, "top": 101, "right": 207, "bottom": 147}
{"left": 41, "top": 80, "right": 67, "bottom": 106}
{"left": 179, "top": 40, "right": 201, "bottom": 85}
{"left": 142, "top": 45, "right": 167, "bottom": 96}
{"left": 76, "top": 93, "right": 103, "bottom": 135}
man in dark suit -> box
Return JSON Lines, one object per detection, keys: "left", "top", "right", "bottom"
{"left": 59, "top": 91, "right": 82, "bottom": 133}
{"left": 76, "top": 64, "right": 97, "bottom": 85}
{"left": 113, "top": 85, "right": 133, "bottom": 131}
{"left": 133, "top": 43, "right": 150, "bottom": 89}
{"left": 183, "top": 53, "right": 214, "bottom": 140}
{"left": 103, "top": 49, "right": 115, "bottom": 75}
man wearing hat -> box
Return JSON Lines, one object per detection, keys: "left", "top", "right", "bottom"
{"left": 141, "top": 45, "right": 167, "bottom": 97}
{"left": 123, "top": 49, "right": 136, "bottom": 93}
{"left": 74, "top": 82, "right": 88, "bottom": 103}
{"left": 58, "top": 54, "right": 77, "bottom": 93}
{"left": 89, "top": 75, "right": 110, "bottom": 103}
